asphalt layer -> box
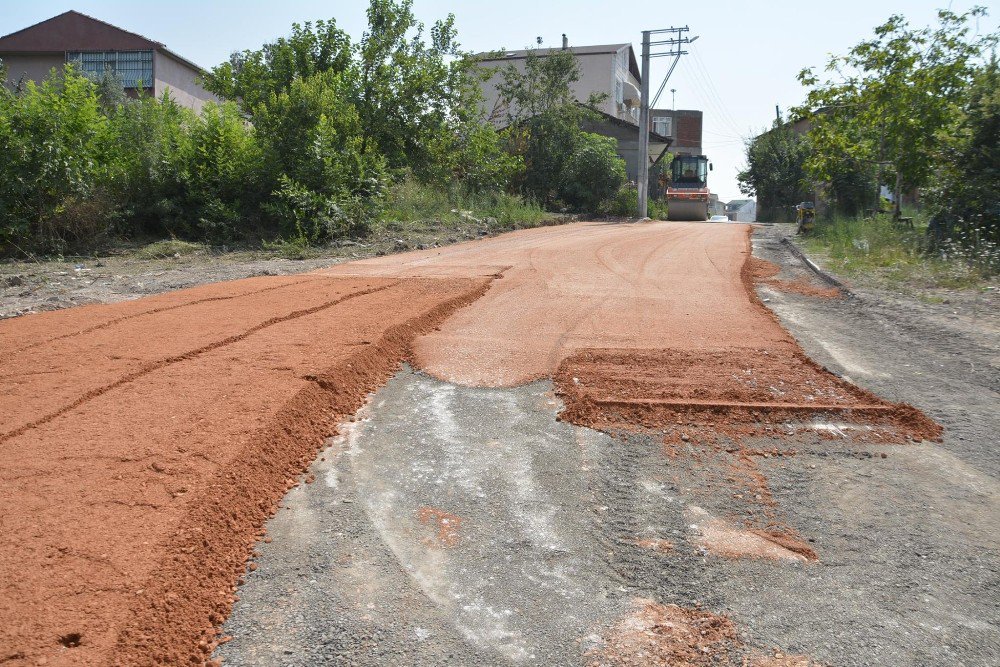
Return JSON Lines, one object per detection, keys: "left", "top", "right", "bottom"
{"left": 219, "top": 223, "right": 998, "bottom": 666}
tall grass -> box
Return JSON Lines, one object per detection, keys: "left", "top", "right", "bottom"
{"left": 803, "top": 213, "right": 999, "bottom": 288}
{"left": 381, "top": 179, "right": 550, "bottom": 232}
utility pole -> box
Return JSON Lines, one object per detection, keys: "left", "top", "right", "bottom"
{"left": 638, "top": 30, "right": 651, "bottom": 219}
{"left": 637, "top": 26, "right": 697, "bottom": 219}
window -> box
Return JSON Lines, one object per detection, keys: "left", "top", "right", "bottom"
{"left": 615, "top": 79, "right": 624, "bottom": 105}
{"left": 652, "top": 116, "right": 672, "bottom": 137}
{"left": 67, "top": 50, "right": 153, "bottom": 88}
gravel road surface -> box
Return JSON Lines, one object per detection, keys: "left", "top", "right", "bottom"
{"left": 1, "top": 221, "right": 995, "bottom": 666}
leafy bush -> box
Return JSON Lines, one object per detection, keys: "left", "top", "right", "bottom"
{"left": 0, "top": 66, "right": 118, "bottom": 253}
{"left": 267, "top": 174, "right": 384, "bottom": 244}
{"left": 253, "top": 70, "right": 387, "bottom": 242}
{"left": 558, "top": 133, "right": 627, "bottom": 212}
{"left": 600, "top": 185, "right": 668, "bottom": 219}
{"left": 179, "top": 102, "right": 266, "bottom": 242}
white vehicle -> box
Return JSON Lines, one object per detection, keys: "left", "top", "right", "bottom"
{"left": 708, "top": 215, "right": 729, "bottom": 222}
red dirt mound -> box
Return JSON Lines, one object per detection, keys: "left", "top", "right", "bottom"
{"left": 0, "top": 274, "right": 490, "bottom": 667}
{"left": 554, "top": 347, "right": 941, "bottom": 444}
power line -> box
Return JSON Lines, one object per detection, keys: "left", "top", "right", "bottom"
{"left": 686, "top": 47, "right": 748, "bottom": 145}
{"left": 689, "top": 46, "right": 746, "bottom": 137}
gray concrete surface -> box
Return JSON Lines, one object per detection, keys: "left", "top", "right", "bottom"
{"left": 218, "top": 370, "right": 623, "bottom": 666}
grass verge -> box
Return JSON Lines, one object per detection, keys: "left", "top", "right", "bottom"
{"left": 381, "top": 179, "right": 551, "bottom": 233}
{"left": 801, "top": 214, "right": 998, "bottom": 290}
{"left": 135, "top": 240, "right": 209, "bottom": 260}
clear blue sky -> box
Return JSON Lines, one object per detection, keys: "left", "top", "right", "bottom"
{"left": 3, "top": 1, "right": 996, "bottom": 202}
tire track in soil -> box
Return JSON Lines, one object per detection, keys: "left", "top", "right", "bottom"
{"left": 0, "top": 281, "right": 401, "bottom": 446}
{"left": 0, "top": 275, "right": 325, "bottom": 362}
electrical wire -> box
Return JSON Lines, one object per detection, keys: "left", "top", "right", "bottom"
{"left": 689, "top": 46, "right": 746, "bottom": 137}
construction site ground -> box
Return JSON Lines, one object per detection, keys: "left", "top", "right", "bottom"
{"left": 1, "top": 222, "right": 996, "bottom": 666}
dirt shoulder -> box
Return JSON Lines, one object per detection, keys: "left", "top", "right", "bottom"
{"left": 787, "top": 227, "right": 1000, "bottom": 361}
{"left": 0, "top": 219, "right": 565, "bottom": 320}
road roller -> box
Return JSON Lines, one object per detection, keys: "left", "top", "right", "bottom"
{"left": 666, "top": 155, "right": 712, "bottom": 221}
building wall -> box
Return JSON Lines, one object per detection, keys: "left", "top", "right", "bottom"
{"left": 733, "top": 200, "right": 757, "bottom": 222}
{"left": 153, "top": 51, "right": 218, "bottom": 112}
{"left": 1, "top": 53, "right": 64, "bottom": 87}
{"left": 1, "top": 51, "right": 217, "bottom": 112}
{"left": 650, "top": 109, "right": 702, "bottom": 156}
{"left": 477, "top": 48, "right": 639, "bottom": 127}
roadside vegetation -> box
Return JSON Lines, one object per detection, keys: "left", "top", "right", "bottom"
{"left": 739, "top": 7, "right": 999, "bottom": 285}
{"left": 802, "top": 213, "right": 997, "bottom": 289}
{"left": 0, "top": 0, "right": 633, "bottom": 259}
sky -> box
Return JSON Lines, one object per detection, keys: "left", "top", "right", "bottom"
{"left": 2, "top": 1, "right": 997, "bottom": 202}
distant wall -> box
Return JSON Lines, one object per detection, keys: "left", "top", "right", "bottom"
{"left": 733, "top": 200, "right": 756, "bottom": 222}
{"left": 476, "top": 50, "right": 635, "bottom": 126}
{"left": 153, "top": 51, "right": 219, "bottom": 112}
{"left": 1, "top": 53, "right": 64, "bottom": 87}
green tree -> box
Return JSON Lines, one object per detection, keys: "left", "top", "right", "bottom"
{"left": 928, "top": 56, "right": 1000, "bottom": 253}
{"left": 0, "top": 66, "right": 117, "bottom": 252}
{"left": 795, "top": 8, "right": 996, "bottom": 217}
{"left": 559, "top": 132, "right": 627, "bottom": 212}
{"left": 355, "top": 0, "right": 462, "bottom": 170}
{"left": 495, "top": 48, "right": 607, "bottom": 206}
{"left": 203, "top": 19, "right": 353, "bottom": 112}
{"left": 738, "top": 118, "right": 811, "bottom": 222}
{"left": 205, "top": 0, "right": 510, "bottom": 197}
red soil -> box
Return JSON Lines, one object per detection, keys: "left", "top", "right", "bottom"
{"left": 0, "top": 221, "right": 935, "bottom": 663}
{"left": 0, "top": 274, "right": 489, "bottom": 666}
{"left": 553, "top": 230, "right": 940, "bottom": 444}
{"left": 591, "top": 598, "right": 825, "bottom": 667}
{"left": 685, "top": 506, "right": 817, "bottom": 563}
{"left": 633, "top": 537, "right": 675, "bottom": 554}
{"left": 320, "top": 222, "right": 791, "bottom": 387}
{"left": 554, "top": 347, "right": 941, "bottom": 443}
{"left": 750, "top": 256, "right": 841, "bottom": 299}
{"left": 327, "top": 221, "right": 936, "bottom": 442}
{"left": 589, "top": 597, "right": 739, "bottom": 667}
{"left": 417, "top": 506, "right": 464, "bottom": 547}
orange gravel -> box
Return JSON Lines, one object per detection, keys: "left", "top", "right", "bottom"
{"left": 324, "top": 222, "right": 937, "bottom": 445}
{"left": 589, "top": 597, "right": 739, "bottom": 667}
{"left": 750, "top": 256, "right": 841, "bottom": 299}
{"left": 0, "top": 274, "right": 489, "bottom": 666}
{"left": 591, "top": 598, "right": 825, "bottom": 667}
{"left": 416, "top": 507, "right": 464, "bottom": 547}
{"left": 321, "top": 222, "right": 789, "bottom": 386}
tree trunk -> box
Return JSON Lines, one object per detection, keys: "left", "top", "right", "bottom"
{"left": 875, "top": 121, "right": 886, "bottom": 214}
{"left": 893, "top": 170, "right": 903, "bottom": 220}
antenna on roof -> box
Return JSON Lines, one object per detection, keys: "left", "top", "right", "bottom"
{"left": 536, "top": 36, "right": 543, "bottom": 45}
